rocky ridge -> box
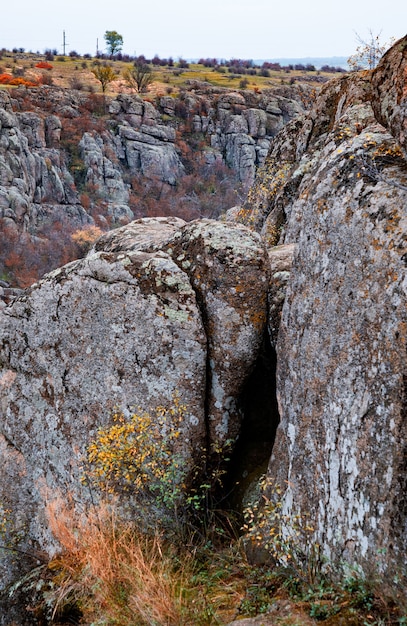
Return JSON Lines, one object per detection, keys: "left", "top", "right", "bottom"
{"left": 0, "top": 83, "right": 307, "bottom": 247}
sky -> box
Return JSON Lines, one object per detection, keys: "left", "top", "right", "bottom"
{"left": 1, "top": 0, "right": 405, "bottom": 62}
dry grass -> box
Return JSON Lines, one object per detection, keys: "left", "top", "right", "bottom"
{"left": 0, "top": 50, "right": 345, "bottom": 98}
{"left": 31, "top": 496, "right": 407, "bottom": 625}
{"left": 46, "top": 498, "right": 187, "bottom": 625}
{"left": 44, "top": 497, "right": 253, "bottom": 625}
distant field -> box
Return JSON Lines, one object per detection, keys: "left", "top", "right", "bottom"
{"left": 0, "top": 50, "right": 346, "bottom": 97}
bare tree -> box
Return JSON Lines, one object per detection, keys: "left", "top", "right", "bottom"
{"left": 123, "top": 59, "right": 154, "bottom": 93}
{"left": 348, "top": 30, "right": 395, "bottom": 71}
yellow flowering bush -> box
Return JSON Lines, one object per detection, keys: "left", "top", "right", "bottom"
{"left": 85, "top": 396, "right": 186, "bottom": 516}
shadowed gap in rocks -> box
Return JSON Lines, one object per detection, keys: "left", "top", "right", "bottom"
{"left": 222, "top": 334, "right": 280, "bottom": 512}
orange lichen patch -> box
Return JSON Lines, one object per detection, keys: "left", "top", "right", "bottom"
{"left": 248, "top": 307, "right": 267, "bottom": 331}
{"left": 233, "top": 283, "right": 246, "bottom": 294}
{"left": 345, "top": 206, "right": 354, "bottom": 222}
{"left": 316, "top": 198, "right": 329, "bottom": 213}
{"left": 370, "top": 237, "right": 383, "bottom": 251}
{"left": 372, "top": 142, "right": 404, "bottom": 158}
{"left": 387, "top": 269, "right": 399, "bottom": 283}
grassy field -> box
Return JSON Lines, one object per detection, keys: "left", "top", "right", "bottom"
{"left": 0, "top": 49, "right": 346, "bottom": 97}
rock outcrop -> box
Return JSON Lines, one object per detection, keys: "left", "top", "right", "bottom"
{"left": 371, "top": 37, "right": 407, "bottom": 157}
{"left": 0, "top": 217, "right": 271, "bottom": 591}
{"left": 236, "top": 36, "right": 407, "bottom": 574}
{"left": 0, "top": 83, "right": 306, "bottom": 248}
{"left": 2, "top": 38, "right": 407, "bottom": 620}
{"left": 0, "top": 90, "right": 90, "bottom": 234}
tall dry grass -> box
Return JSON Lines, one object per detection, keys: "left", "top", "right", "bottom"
{"left": 46, "top": 498, "right": 187, "bottom": 625}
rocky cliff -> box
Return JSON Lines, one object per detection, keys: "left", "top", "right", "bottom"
{"left": 0, "top": 83, "right": 306, "bottom": 243}
{"left": 0, "top": 36, "right": 407, "bottom": 620}
{"left": 236, "top": 36, "right": 407, "bottom": 574}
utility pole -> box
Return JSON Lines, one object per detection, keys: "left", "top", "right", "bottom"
{"left": 96, "top": 38, "right": 99, "bottom": 57}
{"left": 62, "top": 30, "right": 68, "bottom": 55}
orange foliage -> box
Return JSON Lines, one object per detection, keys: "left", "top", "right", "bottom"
{"left": 71, "top": 226, "right": 103, "bottom": 251}
{"left": 0, "top": 73, "right": 37, "bottom": 87}
{"left": 9, "top": 76, "right": 38, "bottom": 87}
{"left": 35, "top": 61, "right": 53, "bottom": 70}
{"left": 0, "top": 73, "right": 13, "bottom": 84}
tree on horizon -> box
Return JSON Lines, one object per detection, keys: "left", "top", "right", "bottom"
{"left": 104, "top": 30, "right": 123, "bottom": 56}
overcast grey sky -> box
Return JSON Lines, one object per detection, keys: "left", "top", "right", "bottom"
{"left": 1, "top": 0, "right": 405, "bottom": 60}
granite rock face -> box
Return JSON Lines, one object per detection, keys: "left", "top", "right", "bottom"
{"left": 173, "top": 85, "right": 305, "bottom": 185}
{"left": 371, "top": 36, "right": 407, "bottom": 156}
{"left": 0, "top": 236, "right": 207, "bottom": 584}
{"left": 78, "top": 131, "right": 132, "bottom": 223}
{"left": 164, "top": 219, "right": 269, "bottom": 446}
{"left": 236, "top": 36, "right": 407, "bottom": 574}
{"left": 0, "top": 217, "right": 270, "bottom": 591}
{"left": 0, "top": 90, "right": 89, "bottom": 234}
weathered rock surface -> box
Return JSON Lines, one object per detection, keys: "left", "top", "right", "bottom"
{"left": 91, "top": 217, "right": 270, "bottom": 448}
{"left": 235, "top": 36, "right": 407, "bottom": 574}
{"left": 0, "top": 90, "right": 89, "bottom": 234}
{"left": 0, "top": 217, "right": 270, "bottom": 593}
{"left": 267, "top": 243, "right": 295, "bottom": 346}
{"left": 171, "top": 84, "right": 306, "bottom": 184}
{"left": 0, "top": 83, "right": 306, "bottom": 249}
{"left": 164, "top": 219, "right": 269, "bottom": 446}
{"left": 78, "top": 131, "right": 132, "bottom": 223}
{"left": 91, "top": 216, "right": 186, "bottom": 253}
{"left": 0, "top": 233, "right": 206, "bottom": 586}
{"left": 371, "top": 36, "right": 407, "bottom": 156}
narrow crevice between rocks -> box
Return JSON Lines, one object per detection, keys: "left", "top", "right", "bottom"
{"left": 222, "top": 333, "right": 280, "bottom": 513}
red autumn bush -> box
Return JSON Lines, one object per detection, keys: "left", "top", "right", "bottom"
{"left": 0, "top": 73, "right": 13, "bottom": 84}
{"left": 0, "top": 73, "right": 37, "bottom": 87}
{"left": 35, "top": 61, "right": 53, "bottom": 70}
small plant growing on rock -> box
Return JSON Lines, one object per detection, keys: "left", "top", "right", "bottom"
{"left": 84, "top": 397, "right": 188, "bottom": 529}
{"left": 348, "top": 30, "right": 395, "bottom": 71}
{"left": 242, "top": 475, "right": 322, "bottom": 585}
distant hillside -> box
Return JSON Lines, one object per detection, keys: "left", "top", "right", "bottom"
{"left": 189, "top": 56, "right": 349, "bottom": 70}
{"left": 259, "top": 56, "right": 348, "bottom": 69}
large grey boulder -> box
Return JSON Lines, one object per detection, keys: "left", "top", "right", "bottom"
{"left": 164, "top": 219, "right": 270, "bottom": 447}
{"left": 0, "top": 217, "right": 270, "bottom": 593}
{"left": 0, "top": 236, "right": 207, "bottom": 588}
{"left": 241, "top": 38, "right": 407, "bottom": 575}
